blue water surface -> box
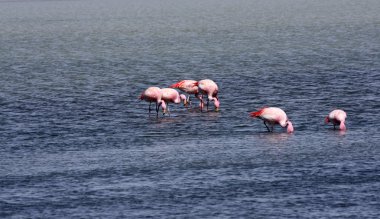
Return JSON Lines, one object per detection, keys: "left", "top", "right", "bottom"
{"left": 1, "top": 0, "right": 379, "bottom": 218}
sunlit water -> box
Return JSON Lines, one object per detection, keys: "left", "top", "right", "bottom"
{"left": 1, "top": 0, "right": 380, "bottom": 218}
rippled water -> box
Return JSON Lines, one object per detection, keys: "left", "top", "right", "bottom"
{"left": 1, "top": 0, "right": 380, "bottom": 218}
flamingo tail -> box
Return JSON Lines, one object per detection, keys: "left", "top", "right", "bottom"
{"left": 249, "top": 107, "right": 267, "bottom": 117}
{"left": 170, "top": 81, "right": 185, "bottom": 88}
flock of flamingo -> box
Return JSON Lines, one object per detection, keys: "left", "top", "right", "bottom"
{"left": 139, "top": 79, "right": 347, "bottom": 133}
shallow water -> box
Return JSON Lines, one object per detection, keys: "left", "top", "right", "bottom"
{"left": 1, "top": 0, "right": 380, "bottom": 218}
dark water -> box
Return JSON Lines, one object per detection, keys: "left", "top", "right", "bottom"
{"left": 1, "top": 0, "right": 380, "bottom": 218}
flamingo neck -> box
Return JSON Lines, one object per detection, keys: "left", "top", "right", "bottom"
{"left": 213, "top": 97, "right": 220, "bottom": 108}
{"left": 160, "top": 100, "right": 167, "bottom": 112}
{"left": 339, "top": 121, "right": 346, "bottom": 131}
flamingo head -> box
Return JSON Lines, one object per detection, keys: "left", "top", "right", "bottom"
{"left": 324, "top": 116, "right": 330, "bottom": 124}
{"left": 180, "top": 94, "right": 187, "bottom": 106}
{"left": 286, "top": 121, "right": 294, "bottom": 133}
{"left": 213, "top": 97, "right": 220, "bottom": 111}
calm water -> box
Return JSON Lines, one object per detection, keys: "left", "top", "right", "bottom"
{"left": 1, "top": 0, "right": 380, "bottom": 218}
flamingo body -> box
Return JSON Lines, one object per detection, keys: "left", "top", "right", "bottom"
{"left": 325, "top": 109, "right": 347, "bottom": 130}
{"left": 161, "top": 88, "right": 182, "bottom": 104}
{"left": 250, "top": 107, "right": 294, "bottom": 133}
{"left": 170, "top": 80, "right": 199, "bottom": 94}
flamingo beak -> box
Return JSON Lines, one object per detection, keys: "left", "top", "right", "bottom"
{"left": 215, "top": 107, "right": 220, "bottom": 112}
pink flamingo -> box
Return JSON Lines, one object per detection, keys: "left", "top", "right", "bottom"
{"left": 325, "top": 109, "right": 347, "bottom": 130}
{"left": 139, "top": 87, "right": 165, "bottom": 116}
{"left": 250, "top": 107, "right": 294, "bottom": 133}
{"left": 195, "top": 79, "right": 220, "bottom": 111}
{"left": 170, "top": 80, "right": 200, "bottom": 106}
{"left": 161, "top": 88, "right": 186, "bottom": 115}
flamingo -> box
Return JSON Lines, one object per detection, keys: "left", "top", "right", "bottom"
{"left": 170, "top": 80, "right": 200, "bottom": 106}
{"left": 139, "top": 87, "right": 165, "bottom": 116}
{"left": 325, "top": 109, "right": 347, "bottom": 130}
{"left": 195, "top": 79, "right": 220, "bottom": 112}
{"left": 250, "top": 107, "right": 294, "bottom": 133}
{"left": 161, "top": 88, "right": 186, "bottom": 115}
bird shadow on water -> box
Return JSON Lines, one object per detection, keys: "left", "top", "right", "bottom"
{"left": 185, "top": 107, "right": 220, "bottom": 114}
{"left": 201, "top": 110, "right": 221, "bottom": 116}
{"left": 146, "top": 114, "right": 182, "bottom": 123}
{"left": 326, "top": 128, "right": 347, "bottom": 137}
{"left": 253, "top": 132, "right": 292, "bottom": 144}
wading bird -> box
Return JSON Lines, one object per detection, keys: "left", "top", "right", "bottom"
{"left": 325, "top": 109, "right": 347, "bottom": 130}
{"left": 195, "top": 79, "right": 220, "bottom": 112}
{"left": 139, "top": 87, "right": 165, "bottom": 116}
{"left": 161, "top": 88, "right": 186, "bottom": 115}
{"left": 250, "top": 107, "right": 294, "bottom": 133}
{"left": 170, "top": 80, "right": 200, "bottom": 106}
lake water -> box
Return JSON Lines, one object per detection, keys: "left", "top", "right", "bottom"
{"left": 1, "top": 0, "right": 380, "bottom": 218}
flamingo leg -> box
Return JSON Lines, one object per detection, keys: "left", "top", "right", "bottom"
{"left": 264, "top": 121, "right": 271, "bottom": 132}
{"left": 206, "top": 99, "right": 209, "bottom": 111}
{"left": 167, "top": 103, "right": 170, "bottom": 116}
{"left": 196, "top": 94, "right": 203, "bottom": 111}
{"left": 199, "top": 95, "right": 204, "bottom": 112}
{"left": 149, "top": 102, "right": 152, "bottom": 114}
{"left": 155, "top": 102, "right": 159, "bottom": 117}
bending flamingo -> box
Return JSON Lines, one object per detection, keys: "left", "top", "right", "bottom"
{"left": 250, "top": 107, "right": 294, "bottom": 133}
{"left": 325, "top": 109, "right": 347, "bottom": 130}
{"left": 170, "top": 80, "right": 200, "bottom": 106}
{"left": 161, "top": 88, "right": 186, "bottom": 115}
{"left": 195, "top": 79, "right": 220, "bottom": 112}
{"left": 139, "top": 87, "right": 165, "bottom": 116}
